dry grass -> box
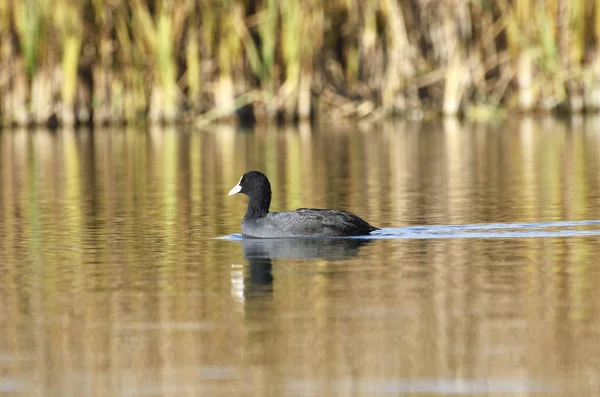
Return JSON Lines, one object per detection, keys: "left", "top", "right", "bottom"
{"left": 0, "top": 0, "right": 599, "bottom": 126}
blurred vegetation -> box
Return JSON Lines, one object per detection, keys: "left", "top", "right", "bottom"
{"left": 1, "top": 0, "right": 600, "bottom": 126}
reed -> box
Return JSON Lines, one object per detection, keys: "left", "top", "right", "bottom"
{"left": 2, "top": 0, "right": 600, "bottom": 126}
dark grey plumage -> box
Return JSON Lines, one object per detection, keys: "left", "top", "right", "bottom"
{"left": 228, "top": 171, "right": 379, "bottom": 238}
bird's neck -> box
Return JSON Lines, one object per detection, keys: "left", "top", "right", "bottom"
{"left": 245, "top": 189, "right": 271, "bottom": 218}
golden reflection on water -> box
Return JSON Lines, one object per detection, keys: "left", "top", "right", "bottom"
{"left": 1, "top": 118, "right": 600, "bottom": 396}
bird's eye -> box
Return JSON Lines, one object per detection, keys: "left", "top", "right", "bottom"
{"left": 244, "top": 178, "right": 248, "bottom": 183}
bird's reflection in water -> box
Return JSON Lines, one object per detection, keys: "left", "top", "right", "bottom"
{"left": 241, "top": 237, "right": 372, "bottom": 299}
{"left": 238, "top": 238, "right": 372, "bottom": 366}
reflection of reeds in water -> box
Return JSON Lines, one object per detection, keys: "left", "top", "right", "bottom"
{"left": 3, "top": 1, "right": 600, "bottom": 126}
{"left": 2, "top": 122, "right": 600, "bottom": 394}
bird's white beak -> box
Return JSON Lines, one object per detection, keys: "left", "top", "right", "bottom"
{"left": 228, "top": 183, "right": 242, "bottom": 196}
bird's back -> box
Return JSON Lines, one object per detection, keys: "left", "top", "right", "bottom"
{"left": 242, "top": 208, "right": 378, "bottom": 238}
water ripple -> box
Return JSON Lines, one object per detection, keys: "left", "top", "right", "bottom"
{"left": 218, "top": 220, "right": 600, "bottom": 240}
{"left": 374, "top": 220, "right": 600, "bottom": 239}
{"left": 286, "top": 377, "right": 556, "bottom": 395}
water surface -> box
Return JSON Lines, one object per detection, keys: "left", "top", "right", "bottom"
{"left": 1, "top": 118, "right": 600, "bottom": 396}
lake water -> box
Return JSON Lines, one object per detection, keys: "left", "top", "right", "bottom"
{"left": 1, "top": 118, "right": 600, "bottom": 396}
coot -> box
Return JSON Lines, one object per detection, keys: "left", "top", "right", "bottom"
{"left": 228, "top": 171, "right": 379, "bottom": 238}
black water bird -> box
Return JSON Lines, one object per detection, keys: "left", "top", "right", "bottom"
{"left": 228, "top": 171, "right": 379, "bottom": 238}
